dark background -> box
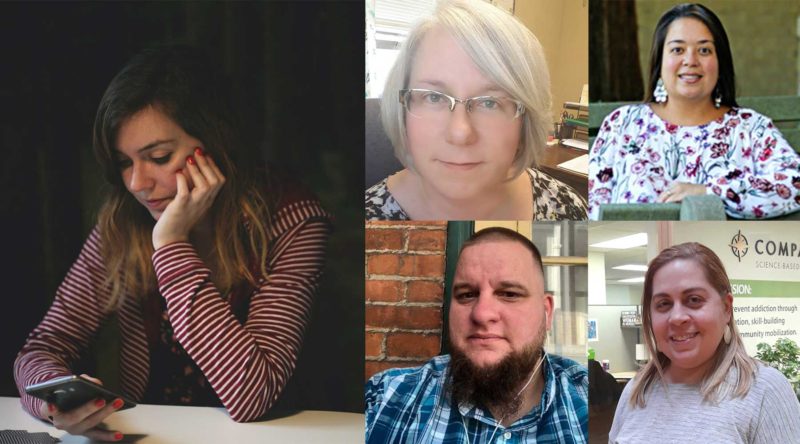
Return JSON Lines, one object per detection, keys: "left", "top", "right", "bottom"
{"left": 0, "top": 2, "right": 364, "bottom": 413}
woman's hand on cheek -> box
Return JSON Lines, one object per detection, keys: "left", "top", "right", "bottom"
{"left": 152, "top": 148, "right": 226, "bottom": 250}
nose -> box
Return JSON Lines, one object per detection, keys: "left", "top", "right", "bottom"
{"left": 470, "top": 291, "right": 500, "bottom": 325}
{"left": 126, "top": 162, "right": 153, "bottom": 193}
{"left": 682, "top": 49, "right": 699, "bottom": 66}
{"left": 445, "top": 103, "right": 478, "bottom": 146}
{"left": 668, "top": 304, "right": 690, "bottom": 325}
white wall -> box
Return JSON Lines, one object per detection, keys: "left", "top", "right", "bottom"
{"left": 588, "top": 251, "right": 606, "bottom": 305}
{"left": 588, "top": 305, "right": 641, "bottom": 373}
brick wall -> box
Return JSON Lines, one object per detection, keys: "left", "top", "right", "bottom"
{"left": 365, "top": 221, "right": 447, "bottom": 381}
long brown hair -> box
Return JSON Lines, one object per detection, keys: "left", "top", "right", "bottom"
{"left": 630, "top": 242, "right": 756, "bottom": 407}
{"left": 92, "top": 46, "right": 272, "bottom": 311}
{"left": 643, "top": 3, "right": 738, "bottom": 108}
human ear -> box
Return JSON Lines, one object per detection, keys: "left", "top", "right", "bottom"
{"left": 723, "top": 292, "right": 733, "bottom": 321}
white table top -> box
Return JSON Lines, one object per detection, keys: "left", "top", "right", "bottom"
{"left": 0, "top": 397, "right": 364, "bottom": 443}
{"left": 610, "top": 371, "right": 638, "bottom": 380}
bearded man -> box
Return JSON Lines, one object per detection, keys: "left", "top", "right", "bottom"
{"left": 366, "top": 227, "right": 588, "bottom": 443}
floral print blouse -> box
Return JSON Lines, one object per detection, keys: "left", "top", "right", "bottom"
{"left": 365, "top": 168, "right": 588, "bottom": 220}
{"left": 588, "top": 104, "right": 800, "bottom": 220}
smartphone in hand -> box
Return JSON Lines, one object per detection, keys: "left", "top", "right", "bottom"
{"left": 25, "top": 375, "right": 137, "bottom": 412}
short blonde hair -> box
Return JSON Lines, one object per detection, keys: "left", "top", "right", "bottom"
{"left": 381, "top": 0, "right": 551, "bottom": 177}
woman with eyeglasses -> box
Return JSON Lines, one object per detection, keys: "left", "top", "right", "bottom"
{"left": 14, "top": 46, "right": 331, "bottom": 440}
{"left": 588, "top": 3, "right": 800, "bottom": 220}
{"left": 609, "top": 242, "right": 800, "bottom": 443}
{"left": 365, "top": 0, "right": 587, "bottom": 221}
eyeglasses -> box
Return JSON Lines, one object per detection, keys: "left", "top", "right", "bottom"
{"left": 399, "top": 89, "right": 525, "bottom": 123}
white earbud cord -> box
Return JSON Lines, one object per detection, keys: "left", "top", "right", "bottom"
{"left": 462, "top": 352, "right": 546, "bottom": 444}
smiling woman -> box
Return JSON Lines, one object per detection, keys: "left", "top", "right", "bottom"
{"left": 588, "top": 3, "right": 800, "bottom": 220}
{"left": 609, "top": 242, "right": 800, "bottom": 443}
{"left": 13, "top": 46, "right": 332, "bottom": 440}
{"left": 365, "top": 0, "right": 587, "bottom": 221}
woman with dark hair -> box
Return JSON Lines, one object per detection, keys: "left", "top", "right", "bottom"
{"left": 14, "top": 46, "right": 331, "bottom": 440}
{"left": 588, "top": 3, "right": 800, "bottom": 220}
{"left": 609, "top": 242, "right": 800, "bottom": 443}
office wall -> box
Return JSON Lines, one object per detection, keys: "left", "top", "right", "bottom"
{"left": 589, "top": 305, "right": 640, "bottom": 373}
{"left": 606, "top": 284, "right": 641, "bottom": 306}
{"left": 516, "top": 0, "right": 589, "bottom": 124}
{"left": 636, "top": 0, "right": 800, "bottom": 96}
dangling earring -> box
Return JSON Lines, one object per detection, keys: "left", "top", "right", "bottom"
{"left": 654, "top": 78, "right": 668, "bottom": 103}
{"left": 723, "top": 324, "right": 731, "bottom": 344}
{"left": 714, "top": 89, "right": 722, "bottom": 109}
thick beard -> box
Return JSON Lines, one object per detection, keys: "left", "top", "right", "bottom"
{"left": 448, "top": 322, "right": 546, "bottom": 420}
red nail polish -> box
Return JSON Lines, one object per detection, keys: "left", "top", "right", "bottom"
{"left": 186, "top": 156, "right": 195, "bottom": 165}
{"left": 113, "top": 398, "right": 124, "bottom": 409}
{"left": 95, "top": 398, "right": 106, "bottom": 408}
{"left": 194, "top": 147, "right": 204, "bottom": 156}
{"left": 114, "top": 432, "right": 123, "bottom": 441}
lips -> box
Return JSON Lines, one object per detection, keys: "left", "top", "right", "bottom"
{"left": 468, "top": 333, "right": 504, "bottom": 342}
{"left": 144, "top": 197, "right": 171, "bottom": 210}
{"left": 678, "top": 74, "right": 702, "bottom": 83}
{"left": 438, "top": 160, "right": 483, "bottom": 171}
{"left": 670, "top": 332, "right": 699, "bottom": 342}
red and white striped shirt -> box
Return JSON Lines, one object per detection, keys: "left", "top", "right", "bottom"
{"left": 14, "top": 194, "right": 331, "bottom": 422}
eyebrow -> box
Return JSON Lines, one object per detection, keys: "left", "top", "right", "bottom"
{"left": 667, "top": 39, "right": 714, "bottom": 45}
{"left": 452, "top": 282, "right": 475, "bottom": 293}
{"left": 653, "top": 287, "right": 710, "bottom": 298}
{"left": 116, "top": 139, "right": 176, "bottom": 156}
{"left": 453, "top": 281, "right": 528, "bottom": 295}
{"left": 496, "top": 281, "right": 529, "bottom": 293}
{"left": 413, "top": 79, "right": 506, "bottom": 96}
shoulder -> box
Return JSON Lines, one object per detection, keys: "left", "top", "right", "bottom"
{"left": 366, "top": 355, "right": 449, "bottom": 397}
{"left": 365, "top": 355, "right": 449, "bottom": 412}
{"left": 76, "top": 225, "right": 108, "bottom": 267}
{"left": 527, "top": 168, "right": 588, "bottom": 220}
{"left": 600, "top": 104, "right": 649, "bottom": 127}
{"left": 753, "top": 363, "right": 795, "bottom": 395}
{"left": 726, "top": 107, "right": 776, "bottom": 130}
{"left": 366, "top": 356, "right": 450, "bottom": 440}
{"left": 549, "top": 354, "right": 588, "bottom": 390}
{"left": 258, "top": 169, "right": 332, "bottom": 237}
{"left": 365, "top": 176, "right": 409, "bottom": 221}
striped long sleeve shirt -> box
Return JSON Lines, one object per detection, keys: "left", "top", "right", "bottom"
{"left": 14, "top": 192, "right": 331, "bottom": 423}
{"left": 366, "top": 354, "right": 588, "bottom": 444}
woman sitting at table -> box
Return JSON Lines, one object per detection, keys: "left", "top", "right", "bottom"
{"left": 609, "top": 242, "right": 800, "bottom": 443}
{"left": 588, "top": 3, "right": 800, "bottom": 220}
{"left": 14, "top": 46, "right": 331, "bottom": 440}
{"left": 365, "top": 0, "right": 587, "bottom": 220}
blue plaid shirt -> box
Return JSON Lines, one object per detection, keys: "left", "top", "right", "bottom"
{"left": 366, "top": 353, "right": 587, "bottom": 444}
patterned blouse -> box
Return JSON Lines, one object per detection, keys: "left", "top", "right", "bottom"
{"left": 365, "top": 168, "right": 588, "bottom": 220}
{"left": 588, "top": 104, "right": 800, "bottom": 220}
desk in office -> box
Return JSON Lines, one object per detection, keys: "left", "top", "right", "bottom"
{"left": 610, "top": 371, "right": 638, "bottom": 381}
{"left": 0, "top": 397, "right": 363, "bottom": 443}
{"left": 538, "top": 142, "right": 588, "bottom": 200}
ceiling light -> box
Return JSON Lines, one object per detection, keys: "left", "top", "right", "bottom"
{"left": 618, "top": 277, "right": 645, "bottom": 283}
{"left": 590, "top": 233, "right": 648, "bottom": 249}
{"left": 613, "top": 264, "right": 648, "bottom": 272}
